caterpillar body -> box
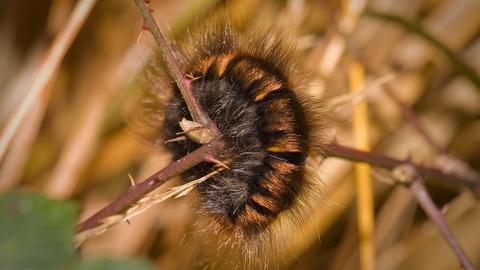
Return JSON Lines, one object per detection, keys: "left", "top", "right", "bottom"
{"left": 140, "top": 6, "right": 326, "bottom": 269}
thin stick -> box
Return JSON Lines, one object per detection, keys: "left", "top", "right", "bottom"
{"left": 383, "top": 85, "right": 447, "bottom": 156}
{"left": 392, "top": 165, "right": 476, "bottom": 270}
{"left": 323, "top": 141, "right": 480, "bottom": 196}
{"left": 75, "top": 168, "right": 223, "bottom": 246}
{"left": 0, "top": 0, "right": 97, "bottom": 163}
{"left": 77, "top": 0, "right": 228, "bottom": 236}
{"left": 76, "top": 139, "right": 225, "bottom": 232}
{"left": 365, "top": 10, "right": 480, "bottom": 91}
{"left": 76, "top": 3, "right": 480, "bottom": 252}
{"left": 410, "top": 180, "right": 475, "bottom": 270}
{"left": 78, "top": 139, "right": 480, "bottom": 234}
{"left": 133, "top": 0, "right": 219, "bottom": 135}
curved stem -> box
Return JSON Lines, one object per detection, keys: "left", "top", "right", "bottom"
{"left": 76, "top": 139, "right": 225, "bottom": 232}
{"left": 134, "top": 0, "right": 220, "bottom": 135}
{"left": 408, "top": 178, "right": 476, "bottom": 270}
{"left": 323, "top": 141, "right": 480, "bottom": 196}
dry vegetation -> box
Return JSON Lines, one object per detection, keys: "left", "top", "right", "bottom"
{"left": 1, "top": 0, "right": 480, "bottom": 269}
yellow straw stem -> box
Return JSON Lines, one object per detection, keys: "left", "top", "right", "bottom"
{"left": 349, "top": 60, "right": 375, "bottom": 270}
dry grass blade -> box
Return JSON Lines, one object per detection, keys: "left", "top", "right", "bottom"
{"left": 74, "top": 168, "right": 222, "bottom": 246}
{"left": 3, "top": 1, "right": 479, "bottom": 269}
{"left": 349, "top": 61, "right": 375, "bottom": 270}
{"left": 365, "top": 9, "right": 480, "bottom": 90}
{"left": 0, "top": 0, "right": 97, "bottom": 162}
{"left": 328, "top": 73, "right": 395, "bottom": 110}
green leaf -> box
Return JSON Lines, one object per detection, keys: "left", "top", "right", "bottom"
{"left": 0, "top": 190, "right": 77, "bottom": 270}
{"left": 0, "top": 191, "right": 155, "bottom": 270}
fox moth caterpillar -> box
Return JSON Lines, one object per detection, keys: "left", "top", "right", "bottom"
{"left": 138, "top": 4, "right": 327, "bottom": 269}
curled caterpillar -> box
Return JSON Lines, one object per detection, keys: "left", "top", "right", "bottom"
{"left": 139, "top": 6, "right": 327, "bottom": 269}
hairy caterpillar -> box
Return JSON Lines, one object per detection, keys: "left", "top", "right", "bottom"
{"left": 138, "top": 4, "right": 327, "bottom": 269}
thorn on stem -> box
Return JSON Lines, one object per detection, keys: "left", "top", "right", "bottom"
{"left": 186, "top": 73, "right": 202, "bottom": 81}
{"left": 137, "top": 22, "right": 149, "bottom": 43}
{"left": 142, "top": 0, "right": 154, "bottom": 14}
{"left": 204, "top": 154, "right": 230, "bottom": 170}
{"left": 128, "top": 174, "right": 136, "bottom": 186}
{"left": 405, "top": 152, "right": 413, "bottom": 163}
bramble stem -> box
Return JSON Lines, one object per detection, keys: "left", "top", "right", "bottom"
{"left": 323, "top": 141, "right": 480, "bottom": 196}
{"left": 76, "top": 139, "right": 225, "bottom": 232}
{"left": 383, "top": 85, "right": 447, "bottom": 156}
{"left": 77, "top": 139, "right": 480, "bottom": 233}
{"left": 77, "top": 0, "right": 229, "bottom": 236}
{"left": 392, "top": 165, "right": 476, "bottom": 270}
{"left": 409, "top": 179, "right": 475, "bottom": 270}
{"left": 76, "top": 7, "right": 480, "bottom": 263}
{"left": 133, "top": 0, "right": 220, "bottom": 135}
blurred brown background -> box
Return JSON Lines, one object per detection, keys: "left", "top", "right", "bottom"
{"left": 0, "top": 0, "right": 479, "bottom": 269}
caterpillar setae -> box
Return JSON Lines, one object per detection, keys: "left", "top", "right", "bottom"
{"left": 138, "top": 3, "right": 328, "bottom": 269}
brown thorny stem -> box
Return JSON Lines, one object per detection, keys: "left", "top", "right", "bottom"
{"left": 77, "top": 0, "right": 226, "bottom": 233}
{"left": 136, "top": 0, "right": 219, "bottom": 135}
{"left": 77, "top": 4, "right": 480, "bottom": 268}
{"left": 383, "top": 85, "right": 448, "bottom": 156}
{"left": 410, "top": 179, "right": 476, "bottom": 270}
{"left": 392, "top": 165, "right": 476, "bottom": 270}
